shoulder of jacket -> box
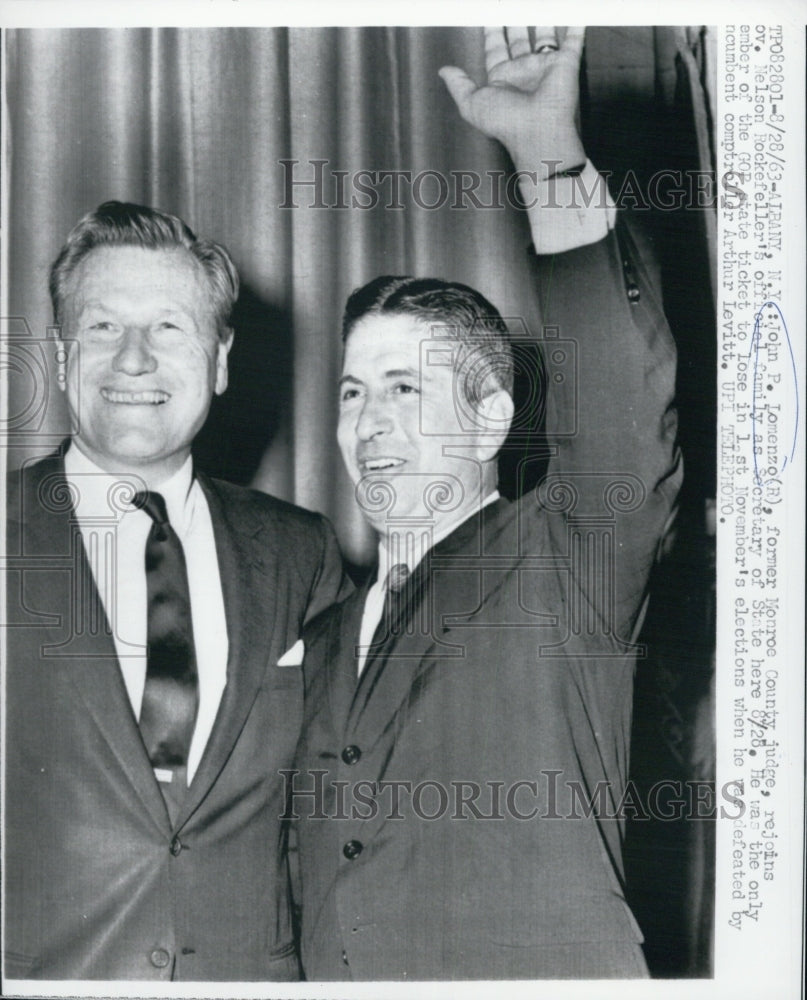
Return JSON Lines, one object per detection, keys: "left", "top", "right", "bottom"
{"left": 204, "top": 475, "right": 327, "bottom": 530}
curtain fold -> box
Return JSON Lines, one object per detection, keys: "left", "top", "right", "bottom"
{"left": 6, "top": 24, "right": 714, "bottom": 563}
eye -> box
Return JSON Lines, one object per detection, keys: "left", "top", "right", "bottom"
{"left": 88, "top": 321, "right": 114, "bottom": 332}
{"left": 392, "top": 382, "right": 419, "bottom": 395}
{"left": 341, "top": 387, "right": 361, "bottom": 402}
{"left": 156, "top": 320, "right": 180, "bottom": 331}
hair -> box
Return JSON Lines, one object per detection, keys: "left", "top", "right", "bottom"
{"left": 49, "top": 200, "right": 240, "bottom": 337}
{"left": 341, "top": 275, "right": 514, "bottom": 404}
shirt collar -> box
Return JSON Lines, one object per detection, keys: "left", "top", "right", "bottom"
{"left": 63, "top": 443, "right": 195, "bottom": 528}
{"left": 376, "top": 489, "right": 500, "bottom": 584}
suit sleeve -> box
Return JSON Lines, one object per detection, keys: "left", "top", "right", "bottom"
{"left": 529, "top": 215, "right": 684, "bottom": 642}
{"left": 303, "top": 515, "right": 353, "bottom": 625}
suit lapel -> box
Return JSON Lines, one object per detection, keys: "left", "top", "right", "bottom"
{"left": 177, "top": 475, "right": 278, "bottom": 824}
{"left": 346, "top": 500, "right": 513, "bottom": 748}
{"left": 325, "top": 585, "right": 369, "bottom": 735}
{"left": 18, "top": 453, "right": 170, "bottom": 832}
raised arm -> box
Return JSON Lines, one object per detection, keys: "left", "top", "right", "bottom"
{"left": 440, "top": 27, "right": 613, "bottom": 253}
{"left": 442, "top": 27, "right": 682, "bottom": 639}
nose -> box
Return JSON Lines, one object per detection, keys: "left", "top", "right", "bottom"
{"left": 355, "top": 393, "right": 393, "bottom": 441}
{"left": 111, "top": 327, "right": 157, "bottom": 376}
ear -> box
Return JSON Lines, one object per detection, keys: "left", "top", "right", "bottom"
{"left": 473, "top": 389, "right": 514, "bottom": 461}
{"left": 214, "top": 327, "right": 234, "bottom": 395}
{"left": 53, "top": 326, "right": 68, "bottom": 393}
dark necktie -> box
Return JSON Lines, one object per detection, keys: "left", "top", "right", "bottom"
{"left": 355, "top": 562, "right": 413, "bottom": 701}
{"left": 379, "top": 561, "right": 411, "bottom": 640}
{"left": 134, "top": 491, "right": 198, "bottom": 787}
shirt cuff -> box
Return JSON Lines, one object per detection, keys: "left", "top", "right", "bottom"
{"left": 526, "top": 160, "right": 618, "bottom": 255}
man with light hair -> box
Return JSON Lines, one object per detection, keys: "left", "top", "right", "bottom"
{"left": 4, "top": 200, "right": 347, "bottom": 981}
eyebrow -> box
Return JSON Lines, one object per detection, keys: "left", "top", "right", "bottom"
{"left": 77, "top": 301, "right": 193, "bottom": 317}
{"left": 338, "top": 367, "right": 426, "bottom": 387}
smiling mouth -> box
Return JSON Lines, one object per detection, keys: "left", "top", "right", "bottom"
{"left": 101, "top": 389, "right": 170, "bottom": 405}
{"left": 360, "top": 457, "right": 406, "bottom": 472}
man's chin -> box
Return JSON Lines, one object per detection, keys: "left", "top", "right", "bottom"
{"left": 361, "top": 496, "right": 428, "bottom": 535}
{"left": 77, "top": 433, "right": 185, "bottom": 475}
{"left": 354, "top": 472, "right": 408, "bottom": 522}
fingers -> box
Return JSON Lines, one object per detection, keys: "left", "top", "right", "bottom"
{"left": 454, "top": 25, "right": 584, "bottom": 104}
{"left": 532, "top": 26, "right": 559, "bottom": 53}
{"left": 484, "top": 27, "right": 509, "bottom": 73}
{"left": 562, "top": 26, "right": 585, "bottom": 60}
{"left": 505, "top": 27, "right": 531, "bottom": 58}
{"left": 438, "top": 66, "right": 478, "bottom": 112}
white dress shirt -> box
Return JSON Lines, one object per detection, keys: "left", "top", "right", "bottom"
{"left": 356, "top": 491, "right": 500, "bottom": 675}
{"left": 64, "top": 444, "right": 228, "bottom": 783}
{"left": 526, "top": 159, "right": 617, "bottom": 254}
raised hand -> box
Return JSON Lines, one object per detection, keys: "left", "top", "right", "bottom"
{"left": 439, "top": 27, "right": 586, "bottom": 179}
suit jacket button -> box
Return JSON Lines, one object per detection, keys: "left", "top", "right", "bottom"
{"left": 343, "top": 839, "right": 363, "bottom": 860}
{"left": 150, "top": 948, "right": 171, "bottom": 969}
{"left": 170, "top": 836, "right": 183, "bottom": 856}
{"left": 341, "top": 744, "right": 361, "bottom": 765}
{"left": 342, "top": 950, "right": 349, "bottom": 965}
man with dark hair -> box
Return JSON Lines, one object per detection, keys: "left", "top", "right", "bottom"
{"left": 291, "top": 28, "right": 683, "bottom": 979}
{"left": 4, "top": 201, "right": 348, "bottom": 980}
{"left": 340, "top": 276, "right": 515, "bottom": 403}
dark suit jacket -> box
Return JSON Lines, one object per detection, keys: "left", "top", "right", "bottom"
{"left": 293, "top": 224, "right": 684, "bottom": 980}
{"left": 3, "top": 453, "right": 347, "bottom": 981}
